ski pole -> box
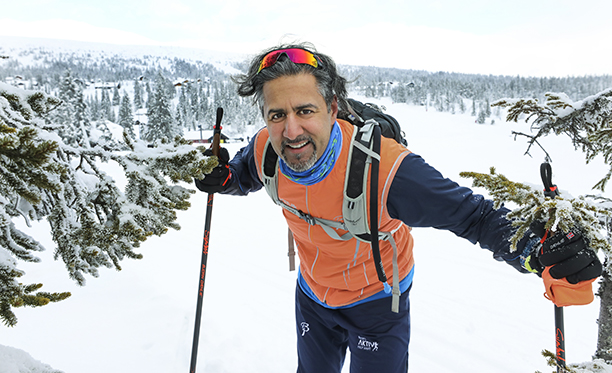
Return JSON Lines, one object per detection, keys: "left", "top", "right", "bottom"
{"left": 189, "top": 107, "right": 224, "bottom": 373}
{"left": 540, "top": 162, "right": 566, "bottom": 373}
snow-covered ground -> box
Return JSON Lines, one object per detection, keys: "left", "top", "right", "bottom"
{"left": 3, "top": 96, "right": 611, "bottom": 372}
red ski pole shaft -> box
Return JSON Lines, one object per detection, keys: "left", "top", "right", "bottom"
{"left": 189, "top": 107, "right": 224, "bottom": 373}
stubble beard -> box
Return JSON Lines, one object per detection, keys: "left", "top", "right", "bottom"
{"left": 281, "top": 136, "right": 318, "bottom": 172}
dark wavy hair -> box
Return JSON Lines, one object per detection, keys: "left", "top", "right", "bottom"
{"left": 233, "top": 42, "right": 350, "bottom": 117}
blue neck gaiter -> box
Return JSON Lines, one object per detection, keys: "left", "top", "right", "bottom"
{"left": 279, "top": 121, "right": 342, "bottom": 186}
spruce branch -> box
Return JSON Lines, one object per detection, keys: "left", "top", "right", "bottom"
{"left": 495, "top": 88, "right": 612, "bottom": 191}
{"left": 460, "top": 168, "right": 611, "bottom": 254}
{"left": 538, "top": 349, "right": 577, "bottom": 373}
{"left": 1, "top": 82, "right": 217, "bottom": 325}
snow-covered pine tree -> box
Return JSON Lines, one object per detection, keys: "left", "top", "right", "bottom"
{"left": 145, "top": 81, "right": 152, "bottom": 110}
{"left": 100, "top": 88, "right": 112, "bottom": 121}
{"left": 133, "top": 78, "right": 143, "bottom": 110}
{"left": 198, "top": 84, "right": 210, "bottom": 128}
{"left": 0, "top": 82, "right": 217, "bottom": 327}
{"left": 118, "top": 93, "right": 135, "bottom": 139}
{"left": 459, "top": 98, "right": 466, "bottom": 114}
{"left": 177, "top": 85, "right": 192, "bottom": 130}
{"left": 476, "top": 109, "right": 486, "bottom": 124}
{"left": 391, "top": 84, "right": 407, "bottom": 104}
{"left": 88, "top": 92, "right": 100, "bottom": 122}
{"left": 468, "top": 88, "right": 612, "bottom": 364}
{"left": 112, "top": 85, "right": 120, "bottom": 106}
{"left": 49, "top": 69, "right": 91, "bottom": 146}
{"left": 108, "top": 103, "right": 116, "bottom": 123}
{"left": 190, "top": 82, "right": 201, "bottom": 127}
{"left": 143, "top": 73, "right": 179, "bottom": 142}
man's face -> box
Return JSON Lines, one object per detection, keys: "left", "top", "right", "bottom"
{"left": 262, "top": 73, "right": 338, "bottom": 172}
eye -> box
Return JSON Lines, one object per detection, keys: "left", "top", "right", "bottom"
{"left": 269, "top": 112, "right": 285, "bottom": 122}
{"left": 299, "top": 108, "right": 314, "bottom": 115}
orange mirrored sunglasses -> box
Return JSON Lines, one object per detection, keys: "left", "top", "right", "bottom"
{"left": 257, "top": 48, "right": 320, "bottom": 74}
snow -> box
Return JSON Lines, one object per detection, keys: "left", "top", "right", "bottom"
{"left": 0, "top": 246, "right": 17, "bottom": 271}
{"left": 0, "top": 344, "right": 60, "bottom": 373}
{"left": 3, "top": 96, "right": 612, "bottom": 372}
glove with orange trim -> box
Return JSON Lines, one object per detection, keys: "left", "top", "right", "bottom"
{"left": 525, "top": 221, "right": 602, "bottom": 306}
{"left": 195, "top": 147, "right": 232, "bottom": 193}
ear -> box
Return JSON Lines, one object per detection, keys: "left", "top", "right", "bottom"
{"left": 330, "top": 95, "right": 338, "bottom": 122}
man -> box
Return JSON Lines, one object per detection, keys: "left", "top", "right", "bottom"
{"left": 195, "top": 43, "right": 602, "bottom": 373}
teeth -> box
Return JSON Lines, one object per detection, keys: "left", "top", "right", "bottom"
{"left": 288, "top": 141, "right": 308, "bottom": 149}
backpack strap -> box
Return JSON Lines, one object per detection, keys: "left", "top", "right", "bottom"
{"left": 342, "top": 119, "right": 381, "bottom": 241}
{"left": 346, "top": 119, "right": 400, "bottom": 312}
{"left": 261, "top": 146, "right": 298, "bottom": 271}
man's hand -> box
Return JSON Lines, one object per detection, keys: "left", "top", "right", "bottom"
{"left": 195, "top": 147, "right": 231, "bottom": 193}
{"left": 529, "top": 221, "right": 602, "bottom": 284}
{"left": 526, "top": 221, "right": 602, "bottom": 306}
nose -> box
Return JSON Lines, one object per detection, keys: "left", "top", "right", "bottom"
{"left": 283, "top": 114, "right": 304, "bottom": 140}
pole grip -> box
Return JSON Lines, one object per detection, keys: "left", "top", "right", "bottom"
{"left": 211, "top": 107, "right": 223, "bottom": 157}
{"left": 540, "top": 162, "right": 559, "bottom": 198}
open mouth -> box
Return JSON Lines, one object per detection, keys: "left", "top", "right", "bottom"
{"left": 286, "top": 141, "right": 310, "bottom": 149}
{"left": 280, "top": 137, "right": 317, "bottom": 171}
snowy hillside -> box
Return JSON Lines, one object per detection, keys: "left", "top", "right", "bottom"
{"left": 2, "top": 93, "right": 611, "bottom": 372}
{"left": 0, "top": 35, "right": 246, "bottom": 75}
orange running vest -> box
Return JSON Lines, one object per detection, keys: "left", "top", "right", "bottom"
{"left": 254, "top": 119, "right": 413, "bottom": 307}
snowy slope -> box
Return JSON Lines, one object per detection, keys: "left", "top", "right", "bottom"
{"left": 0, "top": 35, "right": 246, "bottom": 75}
{"left": 3, "top": 96, "right": 611, "bottom": 372}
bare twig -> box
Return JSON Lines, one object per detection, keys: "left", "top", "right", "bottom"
{"left": 511, "top": 131, "right": 553, "bottom": 163}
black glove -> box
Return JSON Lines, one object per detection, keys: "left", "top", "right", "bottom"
{"left": 528, "top": 221, "right": 602, "bottom": 284}
{"left": 195, "top": 147, "right": 231, "bottom": 193}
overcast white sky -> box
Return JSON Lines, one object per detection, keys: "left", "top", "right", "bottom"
{"left": 1, "top": 0, "right": 611, "bottom": 77}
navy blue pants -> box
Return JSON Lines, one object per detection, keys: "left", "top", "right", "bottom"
{"left": 295, "top": 285, "right": 411, "bottom": 373}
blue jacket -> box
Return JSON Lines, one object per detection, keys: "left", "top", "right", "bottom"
{"left": 196, "top": 128, "right": 527, "bottom": 272}
{"left": 196, "top": 129, "right": 530, "bottom": 274}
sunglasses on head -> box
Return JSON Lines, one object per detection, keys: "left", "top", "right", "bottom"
{"left": 256, "top": 48, "right": 321, "bottom": 74}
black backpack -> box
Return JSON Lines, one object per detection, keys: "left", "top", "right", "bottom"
{"left": 342, "top": 98, "right": 407, "bottom": 147}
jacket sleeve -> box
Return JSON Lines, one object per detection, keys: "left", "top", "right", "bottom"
{"left": 194, "top": 131, "right": 264, "bottom": 196}
{"left": 386, "top": 152, "right": 531, "bottom": 272}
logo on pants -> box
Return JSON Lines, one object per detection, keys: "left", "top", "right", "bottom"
{"left": 357, "top": 336, "right": 379, "bottom": 352}
{"left": 300, "top": 322, "right": 310, "bottom": 337}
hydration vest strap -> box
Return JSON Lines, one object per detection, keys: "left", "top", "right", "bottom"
{"left": 380, "top": 231, "right": 401, "bottom": 313}
{"left": 288, "top": 228, "right": 296, "bottom": 271}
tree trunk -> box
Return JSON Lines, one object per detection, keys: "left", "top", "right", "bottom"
{"left": 596, "top": 259, "right": 612, "bottom": 361}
